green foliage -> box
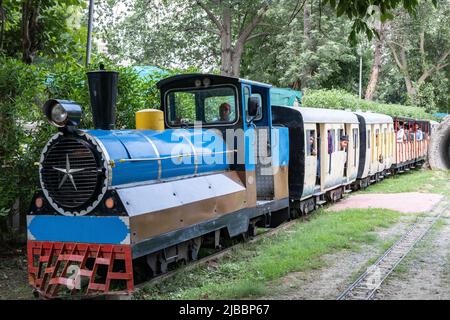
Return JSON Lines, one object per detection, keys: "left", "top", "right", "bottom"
{"left": 414, "top": 83, "right": 437, "bottom": 114}
{"left": 0, "top": 57, "right": 50, "bottom": 219}
{"left": 302, "top": 88, "right": 434, "bottom": 119}
{"left": 361, "top": 169, "right": 450, "bottom": 197}
{"left": 241, "top": 1, "right": 368, "bottom": 91}
{"left": 386, "top": 1, "right": 450, "bottom": 109}
{"left": 0, "top": 56, "right": 175, "bottom": 219}
{"left": 0, "top": 0, "right": 87, "bottom": 62}
{"left": 323, "top": 0, "right": 432, "bottom": 45}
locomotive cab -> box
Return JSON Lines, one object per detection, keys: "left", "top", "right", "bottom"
{"left": 157, "top": 74, "right": 290, "bottom": 207}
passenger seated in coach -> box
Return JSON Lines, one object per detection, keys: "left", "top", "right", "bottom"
{"left": 408, "top": 127, "right": 415, "bottom": 141}
{"left": 309, "top": 135, "right": 317, "bottom": 156}
{"left": 340, "top": 135, "right": 349, "bottom": 151}
{"left": 397, "top": 123, "right": 406, "bottom": 143}
{"left": 415, "top": 123, "right": 424, "bottom": 141}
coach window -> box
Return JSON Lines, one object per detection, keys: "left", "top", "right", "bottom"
{"left": 327, "top": 129, "right": 335, "bottom": 174}
{"left": 327, "top": 129, "right": 335, "bottom": 154}
{"left": 367, "top": 129, "right": 371, "bottom": 148}
{"left": 375, "top": 129, "right": 379, "bottom": 147}
{"left": 306, "top": 130, "right": 316, "bottom": 156}
{"left": 353, "top": 128, "right": 358, "bottom": 166}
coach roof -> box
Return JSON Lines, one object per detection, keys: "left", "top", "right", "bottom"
{"left": 354, "top": 111, "right": 393, "bottom": 124}
{"left": 291, "top": 107, "right": 359, "bottom": 124}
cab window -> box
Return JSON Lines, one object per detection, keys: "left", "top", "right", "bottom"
{"left": 166, "top": 86, "right": 237, "bottom": 126}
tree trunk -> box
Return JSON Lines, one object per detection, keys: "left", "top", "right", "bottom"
{"left": 303, "top": 0, "right": 310, "bottom": 40}
{"left": 365, "top": 23, "right": 384, "bottom": 100}
{"left": 404, "top": 76, "right": 416, "bottom": 100}
{"left": 21, "top": 0, "right": 40, "bottom": 64}
{"left": 231, "top": 45, "right": 243, "bottom": 77}
{"left": 301, "top": 1, "right": 312, "bottom": 88}
{"left": 197, "top": 0, "right": 269, "bottom": 77}
{"left": 220, "top": 6, "right": 232, "bottom": 76}
{"left": 0, "top": 0, "right": 5, "bottom": 51}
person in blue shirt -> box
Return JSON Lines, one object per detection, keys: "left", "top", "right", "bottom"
{"left": 415, "top": 123, "right": 423, "bottom": 141}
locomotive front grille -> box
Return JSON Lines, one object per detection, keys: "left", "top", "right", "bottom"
{"left": 40, "top": 134, "right": 107, "bottom": 214}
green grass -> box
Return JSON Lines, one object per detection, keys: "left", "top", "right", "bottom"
{"left": 136, "top": 208, "right": 400, "bottom": 300}
{"left": 361, "top": 169, "right": 450, "bottom": 197}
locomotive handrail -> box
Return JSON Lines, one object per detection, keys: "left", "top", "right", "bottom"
{"left": 117, "top": 149, "right": 237, "bottom": 162}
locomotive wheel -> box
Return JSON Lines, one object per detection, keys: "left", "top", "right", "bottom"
{"left": 189, "top": 237, "right": 202, "bottom": 261}
{"left": 248, "top": 222, "right": 258, "bottom": 237}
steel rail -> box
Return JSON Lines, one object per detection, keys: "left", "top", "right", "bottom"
{"left": 337, "top": 200, "right": 449, "bottom": 300}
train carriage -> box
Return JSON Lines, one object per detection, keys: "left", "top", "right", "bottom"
{"left": 353, "top": 112, "right": 394, "bottom": 188}
{"left": 393, "top": 117, "right": 430, "bottom": 171}
{"left": 272, "top": 106, "right": 359, "bottom": 213}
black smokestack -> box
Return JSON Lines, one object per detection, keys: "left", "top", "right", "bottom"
{"left": 87, "top": 66, "right": 118, "bottom": 130}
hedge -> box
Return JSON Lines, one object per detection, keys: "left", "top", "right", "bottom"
{"left": 302, "top": 88, "right": 434, "bottom": 120}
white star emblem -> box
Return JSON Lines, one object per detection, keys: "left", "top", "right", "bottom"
{"left": 53, "top": 154, "right": 85, "bottom": 190}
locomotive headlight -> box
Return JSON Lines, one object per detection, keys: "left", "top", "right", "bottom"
{"left": 50, "top": 104, "right": 68, "bottom": 124}
{"left": 43, "top": 99, "right": 82, "bottom": 128}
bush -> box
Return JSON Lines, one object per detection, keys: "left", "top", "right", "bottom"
{"left": 302, "top": 88, "right": 434, "bottom": 120}
{"left": 0, "top": 56, "right": 180, "bottom": 232}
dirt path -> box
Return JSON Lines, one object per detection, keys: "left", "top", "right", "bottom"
{"left": 0, "top": 247, "right": 33, "bottom": 300}
{"left": 373, "top": 213, "right": 450, "bottom": 299}
{"left": 329, "top": 192, "right": 444, "bottom": 214}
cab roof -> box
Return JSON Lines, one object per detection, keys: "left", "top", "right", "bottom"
{"left": 156, "top": 73, "right": 271, "bottom": 90}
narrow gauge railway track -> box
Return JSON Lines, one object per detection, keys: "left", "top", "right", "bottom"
{"left": 337, "top": 199, "right": 449, "bottom": 300}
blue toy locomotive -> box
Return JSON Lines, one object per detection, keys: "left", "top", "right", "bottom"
{"left": 27, "top": 70, "right": 430, "bottom": 298}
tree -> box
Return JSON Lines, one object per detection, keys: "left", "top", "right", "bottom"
{"left": 386, "top": 1, "right": 450, "bottom": 104}
{"left": 364, "top": 21, "right": 385, "bottom": 100}
{"left": 98, "top": 0, "right": 276, "bottom": 77}
{"left": 195, "top": 0, "right": 272, "bottom": 76}
{"left": 0, "top": 0, "right": 5, "bottom": 51}
{"left": 322, "top": 0, "right": 438, "bottom": 45}
{"left": 100, "top": 0, "right": 431, "bottom": 80}
{"left": 0, "top": 0, "right": 86, "bottom": 64}
{"left": 241, "top": 0, "right": 366, "bottom": 93}
{"left": 21, "top": 0, "right": 40, "bottom": 64}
